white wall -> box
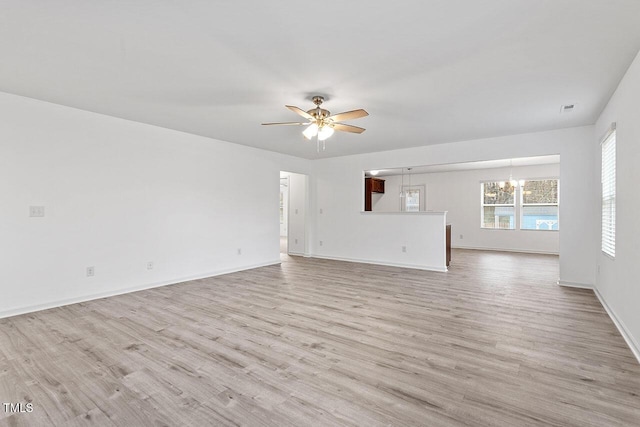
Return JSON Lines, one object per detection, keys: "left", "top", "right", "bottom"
{"left": 0, "top": 92, "right": 602, "bottom": 320}
{"left": 311, "top": 126, "right": 596, "bottom": 286}
{"left": 372, "top": 164, "right": 561, "bottom": 254}
{"left": 314, "top": 158, "right": 448, "bottom": 270}
{"left": 594, "top": 50, "right": 640, "bottom": 360}
{"left": 0, "top": 92, "right": 308, "bottom": 318}
{"left": 319, "top": 212, "right": 448, "bottom": 271}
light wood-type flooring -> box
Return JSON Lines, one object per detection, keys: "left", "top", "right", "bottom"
{"left": 1, "top": 250, "right": 640, "bottom": 426}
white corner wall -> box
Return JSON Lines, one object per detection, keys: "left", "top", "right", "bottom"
{"left": 0, "top": 92, "right": 308, "bottom": 318}
{"left": 0, "top": 92, "right": 603, "bottom": 320}
{"left": 594, "top": 50, "right": 640, "bottom": 360}
{"left": 311, "top": 126, "right": 596, "bottom": 285}
{"left": 372, "top": 164, "right": 561, "bottom": 254}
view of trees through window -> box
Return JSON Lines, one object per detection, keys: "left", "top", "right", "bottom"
{"left": 521, "top": 180, "right": 559, "bottom": 230}
{"left": 481, "top": 179, "right": 559, "bottom": 230}
{"left": 482, "top": 182, "right": 516, "bottom": 229}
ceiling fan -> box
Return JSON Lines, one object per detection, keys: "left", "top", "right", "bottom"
{"left": 262, "top": 96, "right": 368, "bottom": 151}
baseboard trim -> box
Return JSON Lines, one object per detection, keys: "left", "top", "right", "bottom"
{"left": 452, "top": 245, "right": 559, "bottom": 255}
{"left": 311, "top": 254, "right": 447, "bottom": 273}
{"left": 557, "top": 280, "right": 594, "bottom": 289}
{"left": 0, "top": 260, "right": 281, "bottom": 320}
{"left": 287, "top": 251, "right": 306, "bottom": 257}
{"left": 593, "top": 287, "right": 640, "bottom": 365}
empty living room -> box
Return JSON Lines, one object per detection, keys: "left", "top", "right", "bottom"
{"left": 2, "top": 1, "right": 640, "bottom": 426}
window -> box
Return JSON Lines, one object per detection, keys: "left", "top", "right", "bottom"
{"left": 520, "top": 180, "right": 559, "bottom": 230}
{"left": 601, "top": 127, "right": 616, "bottom": 257}
{"left": 400, "top": 185, "right": 425, "bottom": 211}
{"left": 481, "top": 179, "right": 559, "bottom": 230}
{"left": 405, "top": 188, "right": 420, "bottom": 212}
{"left": 481, "top": 182, "right": 515, "bottom": 229}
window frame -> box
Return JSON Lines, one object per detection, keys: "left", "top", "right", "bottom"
{"left": 601, "top": 125, "right": 616, "bottom": 258}
{"left": 480, "top": 178, "right": 560, "bottom": 231}
{"left": 519, "top": 179, "right": 560, "bottom": 231}
{"left": 480, "top": 181, "right": 517, "bottom": 230}
{"left": 400, "top": 185, "right": 426, "bottom": 212}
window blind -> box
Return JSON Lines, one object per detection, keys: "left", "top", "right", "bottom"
{"left": 601, "top": 127, "right": 616, "bottom": 257}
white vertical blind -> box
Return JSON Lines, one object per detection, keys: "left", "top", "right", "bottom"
{"left": 601, "top": 127, "right": 616, "bottom": 257}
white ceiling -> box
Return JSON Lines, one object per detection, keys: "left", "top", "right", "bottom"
{"left": 367, "top": 155, "right": 560, "bottom": 176}
{"left": 1, "top": 1, "right": 639, "bottom": 159}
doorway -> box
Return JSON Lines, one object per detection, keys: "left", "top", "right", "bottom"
{"left": 280, "top": 171, "right": 308, "bottom": 256}
{"left": 280, "top": 172, "right": 289, "bottom": 254}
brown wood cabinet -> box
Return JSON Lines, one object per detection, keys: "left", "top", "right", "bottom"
{"left": 371, "top": 178, "right": 385, "bottom": 193}
{"left": 364, "top": 177, "right": 385, "bottom": 211}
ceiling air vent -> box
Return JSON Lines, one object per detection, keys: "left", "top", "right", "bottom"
{"left": 560, "top": 104, "right": 576, "bottom": 113}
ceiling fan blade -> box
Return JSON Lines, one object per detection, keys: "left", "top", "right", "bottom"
{"left": 328, "top": 109, "right": 368, "bottom": 122}
{"left": 332, "top": 123, "right": 366, "bottom": 134}
{"left": 285, "top": 105, "right": 314, "bottom": 120}
{"left": 262, "top": 121, "right": 309, "bottom": 126}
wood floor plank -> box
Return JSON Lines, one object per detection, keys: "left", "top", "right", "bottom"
{"left": 1, "top": 249, "right": 639, "bottom": 426}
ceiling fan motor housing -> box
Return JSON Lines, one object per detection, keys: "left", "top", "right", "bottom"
{"left": 308, "top": 95, "right": 329, "bottom": 121}
{"left": 308, "top": 108, "right": 331, "bottom": 121}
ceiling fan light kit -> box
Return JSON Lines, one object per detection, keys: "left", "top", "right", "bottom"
{"left": 318, "top": 126, "right": 334, "bottom": 141}
{"left": 302, "top": 123, "right": 319, "bottom": 140}
{"left": 262, "top": 96, "right": 368, "bottom": 152}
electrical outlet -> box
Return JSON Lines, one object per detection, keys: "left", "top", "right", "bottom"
{"left": 295, "top": 238, "right": 298, "bottom": 244}
{"left": 459, "top": 234, "right": 463, "bottom": 239}
{"left": 86, "top": 266, "right": 95, "bottom": 277}
{"left": 319, "top": 208, "right": 323, "bottom": 214}
{"left": 319, "top": 240, "right": 323, "bottom": 246}
{"left": 237, "top": 248, "right": 242, "bottom": 255}
{"left": 147, "top": 262, "right": 154, "bottom": 270}
{"left": 402, "top": 246, "right": 407, "bottom": 253}
{"left": 295, "top": 208, "right": 299, "bottom": 214}
{"left": 29, "top": 206, "right": 45, "bottom": 217}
